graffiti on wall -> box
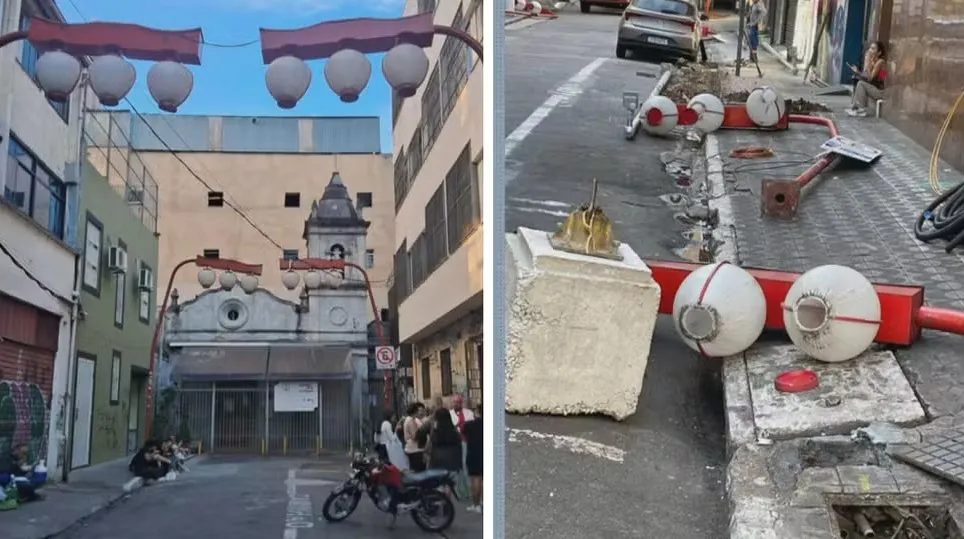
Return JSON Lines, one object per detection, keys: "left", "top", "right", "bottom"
{"left": 96, "top": 408, "right": 122, "bottom": 451}
{"left": 0, "top": 381, "right": 50, "bottom": 460}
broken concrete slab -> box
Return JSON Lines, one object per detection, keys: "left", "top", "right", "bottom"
{"left": 743, "top": 343, "right": 926, "bottom": 440}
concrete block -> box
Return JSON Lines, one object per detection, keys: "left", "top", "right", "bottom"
{"left": 505, "top": 228, "right": 661, "bottom": 420}
{"left": 836, "top": 465, "right": 900, "bottom": 494}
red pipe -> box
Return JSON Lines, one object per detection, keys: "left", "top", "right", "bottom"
{"left": 916, "top": 306, "right": 964, "bottom": 335}
{"left": 787, "top": 115, "right": 840, "bottom": 188}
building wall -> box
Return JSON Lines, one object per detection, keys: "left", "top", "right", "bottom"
{"left": 74, "top": 159, "right": 158, "bottom": 466}
{"left": 410, "top": 313, "right": 483, "bottom": 407}
{"left": 883, "top": 0, "right": 964, "bottom": 172}
{"left": 393, "top": 0, "right": 484, "bottom": 343}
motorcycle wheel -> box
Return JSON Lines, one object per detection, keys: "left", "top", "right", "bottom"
{"left": 321, "top": 488, "right": 361, "bottom": 522}
{"left": 411, "top": 489, "right": 456, "bottom": 532}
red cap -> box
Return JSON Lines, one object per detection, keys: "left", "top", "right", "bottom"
{"left": 774, "top": 370, "right": 819, "bottom": 393}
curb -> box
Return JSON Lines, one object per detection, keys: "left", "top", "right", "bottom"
{"left": 624, "top": 69, "right": 674, "bottom": 140}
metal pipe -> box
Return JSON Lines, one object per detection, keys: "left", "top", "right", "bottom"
{"left": 433, "top": 25, "right": 483, "bottom": 61}
{"left": 917, "top": 306, "right": 964, "bottom": 335}
{"left": 788, "top": 115, "right": 840, "bottom": 190}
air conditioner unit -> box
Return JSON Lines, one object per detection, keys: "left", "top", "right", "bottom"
{"left": 107, "top": 246, "right": 128, "bottom": 273}
{"left": 138, "top": 265, "right": 154, "bottom": 291}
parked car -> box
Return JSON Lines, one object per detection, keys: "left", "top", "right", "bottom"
{"left": 615, "top": 0, "right": 707, "bottom": 61}
{"left": 579, "top": 0, "right": 630, "bottom": 13}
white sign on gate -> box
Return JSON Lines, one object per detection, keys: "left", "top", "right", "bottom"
{"left": 274, "top": 382, "right": 318, "bottom": 412}
{"left": 375, "top": 346, "right": 397, "bottom": 370}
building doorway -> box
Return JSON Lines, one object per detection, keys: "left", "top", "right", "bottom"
{"left": 71, "top": 355, "right": 96, "bottom": 469}
{"left": 127, "top": 368, "right": 148, "bottom": 454}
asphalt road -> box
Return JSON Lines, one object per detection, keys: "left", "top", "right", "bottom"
{"left": 505, "top": 9, "right": 728, "bottom": 539}
{"left": 60, "top": 456, "right": 481, "bottom": 539}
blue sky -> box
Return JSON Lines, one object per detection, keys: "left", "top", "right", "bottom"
{"left": 58, "top": 0, "right": 406, "bottom": 152}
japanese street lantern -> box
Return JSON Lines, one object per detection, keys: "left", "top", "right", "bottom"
{"left": 672, "top": 262, "right": 767, "bottom": 357}
{"left": 323, "top": 269, "right": 344, "bottom": 289}
{"left": 88, "top": 54, "right": 136, "bottom": 106}
{"left": 147, "top": 61, "right": 194, "bottom": 113}
{"left": 746, "top": 86, "right": 786, "bottom": 128}
{"left": 35, "top": 51, "right": 82, "bottom": 102}
{"left": 219, "top": 270, "right": 238, "bottom": 291}
{"left": 281, "top": 270, "right": 301, "bottom": 290}
{"left": 238, "top": 274, "right": 259, "bottom": 294}
{"left": 265, "top": 56, "right": 312, "bottom": 109}
{"left": 382, "top": 43, "right": 429, "bottom": 98}
{"left": 303, "top": 270, "right": 322, "bottom": 289}
{"left": 197, "top": 268, "right": 216, "bottom": 289}
{"left": 324, "top": 49, "right": 371, "bottom": 103}
{"left": 783, "top": 264, "right": 881, "bottom": 363}
{"left": 687, "top": 93, "right": 726, "bottom": 133}
{"left": 640, "top": 95, "right": 678, "bottom": 136}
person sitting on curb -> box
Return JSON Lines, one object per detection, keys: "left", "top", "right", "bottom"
{"left": 129, "top": 441, "right": 170, "bottom": 482}
{"left": 0, "top": 444, "right": 46, "bottom": 503}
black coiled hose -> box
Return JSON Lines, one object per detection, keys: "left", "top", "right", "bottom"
{"left": 914, "top": 180, "right": 964, "bottom": 252}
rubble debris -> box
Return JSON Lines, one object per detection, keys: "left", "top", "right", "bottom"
{"left": 834, "top": 505, "right": 962, "bottom": 539}
{"left": 663, "top": 62, "right": 729, "bottom": 103}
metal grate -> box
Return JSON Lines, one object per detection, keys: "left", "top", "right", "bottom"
{"left": 892, "top": 429, "right": 964, "bottom": 487}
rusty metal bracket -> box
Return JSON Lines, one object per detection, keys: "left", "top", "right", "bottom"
{"left": 760, "top": 179, "right": 801, "bottom": 219}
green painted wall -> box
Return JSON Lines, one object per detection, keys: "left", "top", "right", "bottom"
{"left": 75, "top": 160, "right": 158, "bottom": 467}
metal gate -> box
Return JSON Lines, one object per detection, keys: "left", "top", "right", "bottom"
{"left": 177, "top": 380, "right": 354, "bottom": 454}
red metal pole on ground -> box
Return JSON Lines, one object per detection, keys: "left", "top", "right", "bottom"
{"left": 280, "top": 259, "right": 393, "bottom": 410}
{"left": 916, "top": 306, "right": 964, "bottom": 335}
{"left": 147, "top": 256, "right": 263, "bottom": 440}
{"left": 761, "top": 115, "right": 841, "bottom": 218}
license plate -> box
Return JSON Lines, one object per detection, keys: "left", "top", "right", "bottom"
{"left": 647, "top": 37, "right": 670, "bottom": 46}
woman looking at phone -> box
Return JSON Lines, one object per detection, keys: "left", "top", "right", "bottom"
{"left": 846, "top": 41, "right": 887, "bottom": 117}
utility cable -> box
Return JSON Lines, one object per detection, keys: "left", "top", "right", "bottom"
{"left": 915, "top": 88, "right": 964, "bottom": 252}
{"left": 0, "top": 238, "right": 74, "bottom": 305}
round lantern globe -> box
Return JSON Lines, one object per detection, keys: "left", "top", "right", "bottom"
{"left": 303, "top": 270, "right": 323, "bottom": 289}
{"left": 324, "top": 49, "right": 371, "bottom": 103}
{"left": 326, "top": 270, "right": 344, "bottom": 290}
{"left": 281, "top": 270, "right": 301, "bottom": 290}
{"left": 265, "top": 56, "right": 312, "bottom": 109}
{"left": 88, "top": 54, "right": 136, "bottom": 106}
{"left": 382, "top": 44, "right": 429, "bottom": 98}
{"left": 197, "top": 268, "right": 216, "bottom": 289}
{"left": 746, "top": 86, "right": 786, "bottom": 128}
{"left": 640, "top": 95, "right": 679, "bottom": 136}
{"left": 36, "top": 51, "right": 82, "bottom": 102}
{"left": 219, "top": 270, "right": 238, "bottom": 291}
{"left": 687, "top": 93, "right": 726, "bottom": 133}
{"left": 238, "top": 274, "right": 259, "bottom": 294}
{"left": 147, "top": 61, "right": 194, "bottom": 113}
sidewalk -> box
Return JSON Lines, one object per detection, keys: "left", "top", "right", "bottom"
{"left": 697, "top": 34, "right": 964, "bottom": 538}
{"left": 0, "top": 454, "right": 199, "bottom": 539}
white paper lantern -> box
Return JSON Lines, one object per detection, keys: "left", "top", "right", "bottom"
{"left": 88, "top": 54, "right": 136, "bottom": 106}
{"left": 324, "top": 49, "right": 371, "bottom": 103}
{"left": 746, "top": 86, "right": 786, "bottom": 128}
{"left": 640, "top": 95, "right": 679, "bottom": 136}
{"left": 281, "top": 270, "right": 301, "bottom": 290}
{"left": 238, "top": 274, "right": 259, "bottom": 294}
{"left": 783, "top": 264, "right": 881, "bottom": 363}
{"left": 219, "top": 270, "right": 238, "bottom": 291}
{"left": 197, "top": 268, "right": 216, "bottom": 289}
{"left": 383, "top": 44, "right": 429, "bottom": 98}
{"left": 673, "top": 262, "right": 767, "bottom": 357}
{"left": 147, "top": 61, "right": 194, "bottom": 113}
{"left": 303, "top": 270, "right": 323, "bottom": 289}
{"left": 36, "top": 51, "right": 82, "bottom": 102}
{"left": 325, "top": 270, "right": 344, "bottom": 289}
{"left": 265, "top": 56, "right": 312, "bottom": 109}
{"left": 687, "top": 93, "right": 726, "bottom": 133}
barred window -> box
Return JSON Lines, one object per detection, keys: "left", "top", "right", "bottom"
{"left": 418, "top": 0, "right": 437, "bottom": 13}
{"left": 446, "top": 144, "right": 479, "bottom": 253}
{"left": 394, "top": 240, "right": 409, "bottom": 302}
{"left": 424, "top": 185, "right": 448, "bottom": 272}
{"left": 409, "top": 127, "right": 424, "bottom": 182}
{"left": 440, "top": 5, "right": 468, "bottom": 119}
{"left": 420, "top": 65, "right": 442, "bottom": 156}
{"left": 394, "top": 148, "right": 408, "bottom": 212}
{"left": 410, "top": 234, "right": 428, "bottom": 289}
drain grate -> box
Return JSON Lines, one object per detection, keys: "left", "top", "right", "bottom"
{"left": 892, "top": 428, "right": 964, "bottom": 487}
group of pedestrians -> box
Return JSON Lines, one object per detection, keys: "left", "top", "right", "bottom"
{"left": 375, "top": 395, "right": 484, "bottom": 513}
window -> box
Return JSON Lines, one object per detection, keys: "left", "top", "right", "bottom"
{"left": 410, "top": 234, "right": 427, "bottom": 290}
{"left": 282, "top": 249, "right": 299, "bottom": 261}
{"left": 203, "top": 249, "right": 220, "bottom": 259}
{"left": 138, "top": 262, "right": 153, "bottom": 324}
{"left": 365, "top": 249, "right": 375, "bottom": 269}
{"left": 207, "top": 191, "right": 224, "bottom": 207}
{"left": 417, "top": 0, "right": 437, "bottom": 12}
{"left": 82, "top": 215, "right": 103, "bottom": 295}
{"left": 409, "top": 127, "right": 424, "bottom": 182}
{"left": 4, "top": 136, "right": 66, "bottom": 238}
{"left": 393, "top": 241, "right": 409, "bottom": 303}
{"left": 394, "top": 148, "right": 409, "bottom": 212}
{"left": 114, "top": 241, "right": 127, "bottom": 329}
{"left": 18, "top": 8, "right": 70, "bottom": 122}
{"left": 110, "top": 351, "right": 122, "bottom": 405}
{"left": 424, "top": 185, "right": 448, "bottom": 272}
{"left": 420, "top": 66, "right": 442, "bottom": 156}
{"left": 284, "top": 192, "right": 301, "bottom": 208}
{"left": 633, "top": 0, "right": 696, "bottom": 15}
{"left": 421, "top": 357, "right": 432, "bottom": 399}
{"left": 446, "top": 144, "right": 480, "bottom": 252}
{"left": 440, "top": 6, "right": 469, "bottom": 119}
{"left": 440, "top": 348, "right": 453, "bottom": 396}
{"left": 356, "top": 192, "right": 373, "bottom": 209}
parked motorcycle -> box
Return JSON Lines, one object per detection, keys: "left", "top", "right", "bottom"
{"left": 321, "top": 452, "right": 457, "bottom": 532}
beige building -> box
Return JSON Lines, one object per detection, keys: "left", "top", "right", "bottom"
{"left": 85, "top": 112, "right": 394, "bottom": 313}
{"left": 391, "top": 0, "right": 484, "bottom": 407}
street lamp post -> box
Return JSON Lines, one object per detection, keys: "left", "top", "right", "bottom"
{"left": 146, "top": 256, "right": 264, "bottom": 439}
{"left": 278, "top": 258, "right": 393, "bottom": 408}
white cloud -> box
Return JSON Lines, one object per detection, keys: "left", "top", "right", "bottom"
{"left": 232, "top": 0, "right": 405, "bottom": 15}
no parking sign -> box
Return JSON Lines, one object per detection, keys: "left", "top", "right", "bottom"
{"left": 375, "top": 346, "right": 397, "bottom": 370}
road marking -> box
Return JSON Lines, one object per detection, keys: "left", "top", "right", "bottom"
{"left": 509, "top": 197, "right": 570, "bottom": 207}
{"left": 284, "top": 469, "right": 314, "bottom": 538}
{"left": 511, "top": 206, "right": 571, "bottom": 218}
{"left": 506, "top": 57, "right": 608, "bottom": 159}
{"left": 507, "top": 428, "right": 626, "bottom": 463}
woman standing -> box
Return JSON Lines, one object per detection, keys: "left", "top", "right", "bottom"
{"left": 403, "top": 403, "right": 427, "bottom": 472}
{"left": 374, "top": 411, "right": 396, "bottom": 463}
{"left": 464, "top": 404, "right": 484, "bottom": 513}
{"left": 847, "top": 41, "right": 887, "bottom": 117}
{"left": 426, "top": 407, "right": 463, "bottom": 499}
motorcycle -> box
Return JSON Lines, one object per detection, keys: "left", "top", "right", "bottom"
{"left": 321, "top": 452, "right": 457, "bottom": 532}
